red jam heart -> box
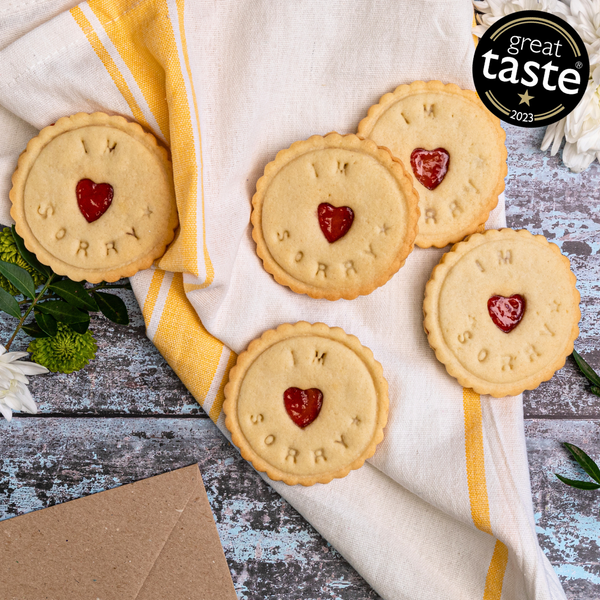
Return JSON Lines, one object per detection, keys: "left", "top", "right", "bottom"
{"left": 76, "top": 179, "right": 114, "bottom": 223}
{"left": 488, "top": 295, "right": 526, "bottom": 333}
{"left": 410, "top": 148, "right": 450, "bottom": 190}
{"left": 318, "top": 203, "right": 354, "bottom": 243}
{"left": 284, "top": 387, "right": 323, "bottom": 428}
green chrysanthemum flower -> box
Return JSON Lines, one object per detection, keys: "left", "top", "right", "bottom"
{"left": 28, "top": 323, "right": 98, "bottom": 374}
{"left": 0, "top": 227, "right": 20, "bottom": 262}
{"left": 0, "top": 227, "right": 45, "bottom": 295}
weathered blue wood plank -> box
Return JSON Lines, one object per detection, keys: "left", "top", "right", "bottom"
{"left": 2, "top": 417, "right": 599, "bottom": 599}
{"left": 503, "top": 124, "right": 600, "bottom": 419}
{"left": 0, "top": 418, "right": 381, "bottom": 600}
{"left": 0, "top": 289, "right": 200, "bottom": 416}
{"left": 525, "top": 419, "right": 600, "bottom": 600}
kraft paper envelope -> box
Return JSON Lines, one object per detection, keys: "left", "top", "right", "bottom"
{"left": 0, "top": 464, "right": 237, "bottom": 600}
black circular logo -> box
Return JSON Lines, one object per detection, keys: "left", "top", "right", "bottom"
{"left": 473, "top": 11, "right": 588, "bottom": 128}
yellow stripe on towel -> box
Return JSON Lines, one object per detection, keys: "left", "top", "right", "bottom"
{"left": 484, "top": 540, "right": 509, "bottom": 600}
{"left": 70, "top": 6, "right": 150, "bottom": 131}
{"left": 463, "top": 388, "right": 508, "bottom": 599}
{"left": 73, "top": 0, "right": 223, "bottom": 415}
{"left": 85, "top": 0, "right": 212, "bottom": 279}
{"left": 463, "top": 387, "right": 492, "bottom": 535}
{"left": 175, "top": 0, "right": 215, "bottom": 289}
{"left": 88, "top": 0, "right": 170, "bottom": 142}
{"left": 141, "top": 269, "right": 166, "bottom": 324}
{"left": 153, "top": 273, "right": 225, "bottom": 412}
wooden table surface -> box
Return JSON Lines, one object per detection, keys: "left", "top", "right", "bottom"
{"left": 1, "top": 123, "right": 599, "bottom": 600}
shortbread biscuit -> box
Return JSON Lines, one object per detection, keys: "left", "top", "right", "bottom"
{"left": 10, "top": 112, "right": 178, "bottom": 283}
{"left": 251, "top": 133, "right": 419, "bottom": 300}
{"left": 423, "top": 229, "right": 580, "bottom": 397}
{"left": 358, "top": 81, "right": 507, "bottom": 248}
{"left": 224, "top": 322, "right": 389, "bottom": 486}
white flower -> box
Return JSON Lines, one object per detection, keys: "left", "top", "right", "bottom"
{"left": 472, "top": 0, "right": 571, "bottom": 38}
{"left": 474, "top": 0, "right": 600, "bottom": 172}
{"left": 563, "top": 0, "right": 600, "bottom": 53}
{"left": 541, "top": 51, "right": 600, "bottom": 172}
{"left": 0, "top": 345, "right": 48, "bottom": 422}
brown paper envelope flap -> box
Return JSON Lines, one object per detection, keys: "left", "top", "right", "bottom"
{"left": 0, "top": 464, "right": 199, "bottom": 599}
{"left": 136, "top": 473, "right": 237, "bottom": 600}
{"left": 0, "top": 464, "right": 234, "bottom": 600}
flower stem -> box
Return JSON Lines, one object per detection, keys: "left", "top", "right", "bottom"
{"left": 18, "top": 291, "right": 59, "bottom": 306}
{"left": 5, "top": 274, "right": 55, "bottom": 351}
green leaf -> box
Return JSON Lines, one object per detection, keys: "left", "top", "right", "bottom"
{"left": 591, "top": 386, "right": 600, "bottom": 397}
{"left": 0, "top": 260, "right": 35, "bottom": 298}
{"left": 36, "top": 301, "right": 89, "bottom": 324}
{"left": 555, "top": 474, "right": 600, "bottom": 490}
{"left": 34, "top": 310, "right": 58, "bottom": 337}
{"left": 0, "top": 286, "right": 21, "bottom": 319}
{"left": 564, "top": 442, "right": 600, "bottom": 484}
{"left": 69, "top": 318, "right": 90, "bottom": 335}
{"left": 22, "top": 321, "right": 50, "bottom": 338}
{"left": 93, "top": 292, "right": 129, "bottom": 325}
{"left": 572, "top": 350, "right": 600, "bottom": 388}
{"left": 10, "top": 225, "right": 52, "bottom": 278}
{"left": 50, "top": 280, "right": 98, "bottom": 311}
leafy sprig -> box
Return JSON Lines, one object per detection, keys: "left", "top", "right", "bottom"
{"left": 572, "top": 350, "right": 600, "bottom": 396}
{"left": 554, "top": 351, "right": 600, "bottom": 490}
{"left": 555, "top": 443, "right": 600, "bottom": 491}
{"left": 0, "top": 225, "right": 131, "bottom": 372}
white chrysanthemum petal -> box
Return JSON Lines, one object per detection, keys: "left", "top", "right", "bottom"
{"left": 562, "top": 141, "right": 597, "bottom": 171}
{"left": 541, "top": 119, "right": 566, "bottom": 154}
{"left": 472, "top": 24, "right": 490, "bottom": 37}
{"left": 19, "top": 392, "right": 38, "bottom": 414}
{"left": 0, "top": 365, "right": 14, "bottom": 381}
{"left": 552, "top": 1, "right": 573, "bottom": 15}
{"left": 0, "top": 348, "right": 47, "bottom": 421}
{"left": 551, "top": 121, "right": 567, "bottom": 155}
{"left": 0, "top": 402, "right": 13, "bottom": 421}
{"left": 576, "top": 127, "right": 600, "bottom": 152}
{"left": 0, "top": 351, "right": 30, "bottom": 363}
{"left": 4, "top": 359, "right": 49, "bottom": 379}
{"left": 4, "top": 368, "right": 29, "bottom": 384}
{"left": 20, "top": 382, "right": 34, "bottom": 400}
{"left": 4, "top": 394, "right": 22, "bottom": 410}
{"left": 473, "top": 0, "right": 572, "bottom": 30}
{"left": 565, "top": 0, "right": 600, "bottom": 50}
{"left": 567, "top": 88, "right": 594, "bottom": 128}
{"left": 14, "top": 363, "right": 49, "bottom": 376}
{"left": 535, "top": 45, "right": 600, "bottom": 171}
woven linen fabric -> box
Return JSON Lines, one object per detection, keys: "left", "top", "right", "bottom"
{"left": 0, "top": 1, "right": 567, "bottom": 599}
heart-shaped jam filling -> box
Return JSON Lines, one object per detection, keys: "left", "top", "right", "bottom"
{"left": 488, "top": 295, "right": 526, "bottom": 333}
{"left": 76, "top": 179, "right": 114, "bottom": 223}
{"left": 284, "top": 387, "right": 323, "bottom": 428}
{"left": 318, "top": 203, "right": 354, "bottom": 243}
{"left": 410, "top": 148, "right": 450, "bottom": 190}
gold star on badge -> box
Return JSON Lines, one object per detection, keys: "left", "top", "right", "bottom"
{"left": 518, "top": 90, "right": 534, "bottom": 106}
